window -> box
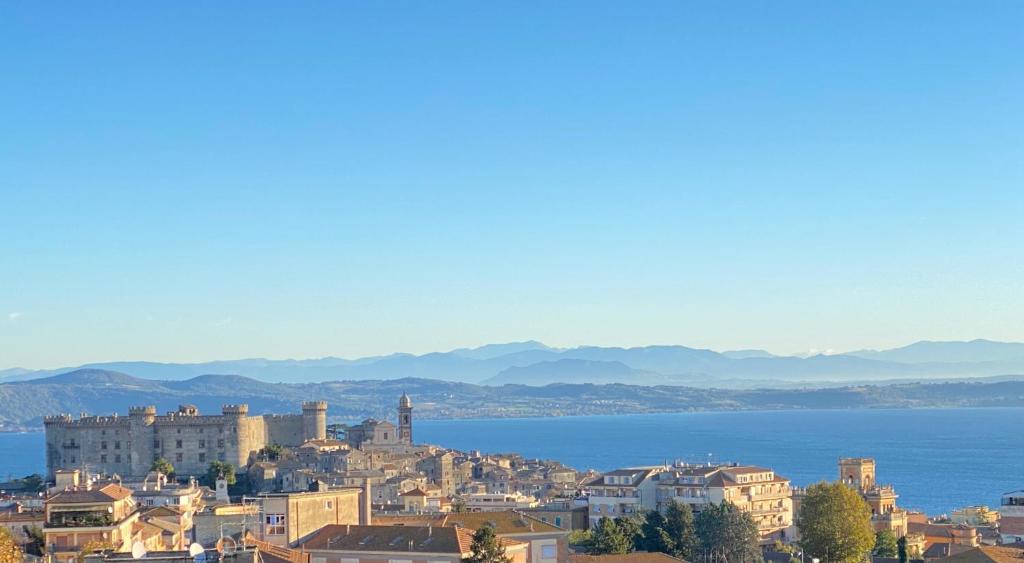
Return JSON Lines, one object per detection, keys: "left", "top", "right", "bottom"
{"left": 101, "top": 455, "right": 107, "bottom": 463}
{"left": 175, "top": 453, "right": 183, "bottom": 463}
{"left": 101, "top": 441, "right": 108, "bottom": 450}
{"left": 325, "top": 500, "right": 333, "bottom": 510}
{"left": 217, "top": 439, "right": 224, "bottom": 448}
{"left": 114, "top": 441, "right": 121, "bottom": 450}
{"left": 115, "top": 454, "right": 121, "bottom": 463}
{"left": 265, "top": 514, "right": 285, "bottom": 535}
{"left": 541, "top": 544, "right": 557, "bottom": 559}
{"left": 554, "top": 516, "right": 562, "bottom": 527}
{"left": 198, "top": 440, "right": 205, "bottom": 448}
{"left": 218, "top": 453, "right": 226, "bottom": 461}
{"left": 176, "top": 440, "right": 183, "bottom": 448}
{"left": 177, "top": 428, "right": 181, "bottom": 434}
{"left": 199, "top": 453, "right": 206, "bottom": 462}
{"left": 154, "top": 439, "right": 160, "bottom": 448}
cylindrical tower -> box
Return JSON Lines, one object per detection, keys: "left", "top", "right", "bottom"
{"left": 128, "top": 406, "right": 157, "bottom": 478}
{"left": 302, "top": 401, "right": 327, "bottom": 441}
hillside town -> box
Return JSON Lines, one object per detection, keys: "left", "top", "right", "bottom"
{"left": 2, "top": 396, "right": 1022, "bottom": 563}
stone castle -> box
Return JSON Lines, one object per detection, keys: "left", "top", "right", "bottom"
{"left": 43, "top": 401, "right": 328, "bottom": 479}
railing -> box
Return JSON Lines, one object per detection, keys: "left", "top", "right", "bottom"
{"left": 251, "top": 539, "right": 309, "bottom": 563}
{"left": 46, "top": 513, "right": 115, "bottom": 528}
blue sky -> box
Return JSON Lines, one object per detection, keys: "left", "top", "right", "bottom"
{"left": 2, "top": 2, "right": 1023, "bottom": 369}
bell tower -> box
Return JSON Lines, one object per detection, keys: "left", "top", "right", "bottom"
{"left": 398, "top": 393, "right": 413, "bottom": 445}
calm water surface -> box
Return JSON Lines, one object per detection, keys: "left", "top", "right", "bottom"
{"left": 4, "top": 408, "right": 1021, "bottom": 515}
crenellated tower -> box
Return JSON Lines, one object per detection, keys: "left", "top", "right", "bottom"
{"left": 128, "top": 406, "right": 157, "bottom": 476}
{"left": 302, "top": 401, "right": 328, "bottom": 441}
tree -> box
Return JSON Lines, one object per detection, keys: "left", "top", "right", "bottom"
{"left": 590, "top": 516, "right": 633, "bottom": 555}
{"left": 0, "top": 528, "right": 22, "bottom": 563}
{"left": 796, "top": 482, "right": 875, "bottom": 563}
{"left": 260, "top": 443, "right": 283, "bottom": 461}
{"left": 614, "top": 516, "right": 643, "bottom": 550}
{"left": 462, "top": 525, "right": 512, "bottom": 563}
{"left": 897, "top": 536, "right": 908, "bottom": 563}
{"left": 695, "top": 502, "right": 762, "bottom": 563}
{"left": 568, "top": 529, "right": 594, "bottom": 553}
{"left": 18, "top": 475, "right": 45, "bottom": 493}
{"left": 663, "top": 500, "right": 698, "bottom": 560}
{"left": 150, "top": 458, "right": 175, "bottom": 479}
{"left": 206, "top": 461, "right": 236, "bottom": 486}
{"left": 638, "top": 510, "right": 672, "bottom": 553}
{"left": 874, "top": 530, "right": 899, "bottom": 558}
{"left": 451, "top": 497, "right": 467, "bottom": 513}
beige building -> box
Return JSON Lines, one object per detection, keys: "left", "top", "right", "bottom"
{"left": 344, "top": 395, "right": 414, "bottom": 452}
{"left": 44, "top": 402, "right": 328, "bottom": 479}
{"left": 259, "top": 488, "right": 364, "bottom": 547}
{"left": 656, "top": 464, "right": 792, "bottom": 544}
{"left": 372, "top": 510, "right": 569, "bottom": 563}
{"left": 838, "top": 458, "right": 908, "bottom": 537}
{"left": 584, "top": 467, "right": 664, "bottom": 527}
{"left": 301, "top": 523, "right": 529, "bottom": 563}
{"left": 43, "top": 483, "right": 149, "bottom": 563}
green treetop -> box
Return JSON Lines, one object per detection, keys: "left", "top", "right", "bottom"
{"left": 796, "top": 482, "right": 875, "bottom": 563}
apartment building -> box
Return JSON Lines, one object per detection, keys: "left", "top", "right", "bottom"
{"left": 583, "top": 467, "right": 664, "bottom": 527}
{"left": 655, "top": 464, "right": 793, "bottom": 544}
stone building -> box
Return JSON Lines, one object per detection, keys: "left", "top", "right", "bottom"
{"left": 44, "top": 401, "right": 328, "bottom": 479}
{"left": 344, "top": 393, "right": 414, "bottom": 451}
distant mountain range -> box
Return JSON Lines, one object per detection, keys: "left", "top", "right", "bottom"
{"left": 2, "top": 368, "right": 1023, "bottom": 431}
{"left": 4, "top": 339, "right": 1024, "bottom": 388}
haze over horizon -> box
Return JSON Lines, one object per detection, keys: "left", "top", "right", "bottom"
{"left": 3, "top": 2, "right": 1023, "bottom": 369}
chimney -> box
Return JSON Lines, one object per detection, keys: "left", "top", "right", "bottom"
{"left": 360, "top": 480, "right": 373, "bottom": 525}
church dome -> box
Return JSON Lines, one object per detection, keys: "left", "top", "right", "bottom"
{"left": 399, "top": 392, "right": 412, "bottom": 408}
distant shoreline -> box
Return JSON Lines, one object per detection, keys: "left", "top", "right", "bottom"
{"left": 8, "top": 403, "right": 1024, "bottom": 433}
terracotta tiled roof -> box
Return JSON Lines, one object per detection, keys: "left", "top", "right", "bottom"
{"left": 940, "top": 546, "right": 1024, "bottom": 563}
{"left": 302, "top": 524, "right": 469, "bottom": 555}
{"left": 570, "top": 553, "right": 686, "bottom": 563}
{"left": 374, "top": 510, "right": 564, "bottom": 536}
{"left": 49, "top": 483, "right": 133, "bottom": 504}
{"left": 445, "top": 511, "right": 565, "bottom": 535}
{"left": 399, "top": 488, "right": 428, "bottom": 497}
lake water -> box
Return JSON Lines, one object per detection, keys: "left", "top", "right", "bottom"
{"left": 4, "top": 408, "right": 1021, "bottom": 515}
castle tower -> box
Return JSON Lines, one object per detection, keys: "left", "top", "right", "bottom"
{"left": 128, "top": 406, "right": 157, "bottom": 477}
{"left": 222, "top": 404, "right": 250, "bottom": 469}
{"left": 398, "top": 393, "right": 413, "bottom": 445}
{"left": 839, "top": 457, "right": 876, "bottom": 491}
{"left": 302, "top": 401, "right": 328, "bottom": 441}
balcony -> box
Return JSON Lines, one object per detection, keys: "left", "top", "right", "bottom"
{"left": 46, "top": 511, "right": 115, "bottom": 529}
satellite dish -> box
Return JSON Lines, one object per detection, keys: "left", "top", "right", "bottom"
{"left": 131, "top": 541, "right": 147, "bottom": 559}
{"left": 188, "top": 544, "right": 205, "bottom": 557}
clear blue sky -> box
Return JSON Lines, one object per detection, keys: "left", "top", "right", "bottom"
{"left": 2, "top": 2, "right": 1023, "bottom": 369}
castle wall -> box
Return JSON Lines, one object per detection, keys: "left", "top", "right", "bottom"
{"left": 44, "top": 415, "right": 138, "bottom": 479}
{"left": 44, "top": 403, "right": 327, "bottom": 480}
{"left": 264, "top": 414, "right": 305, "bottom": 447}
